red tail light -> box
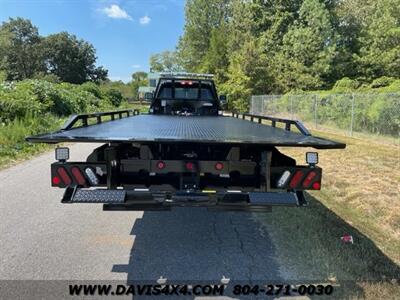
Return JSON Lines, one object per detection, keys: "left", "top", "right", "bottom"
{"left": 185, "top": 162, "right": 194, "bottom": 171}
{"left": 215, "top": 162, "right": 224, "bottom": 171}
{"left": 302, "top": 171, "right": 317, "bottom": 188}
{"left": 71, "top": 167, "right": 86, "bottom": 186}
{"left": 52, "top": 176, "right": 61, "bottom": 185}
{"left": 156, "top": 161, "right": 166, "bottom": 169}
{"left": 56, "top": 167, "right": 71, "bottom": 185}
{"left": 312, "top": 182, "right": 321, "bottom": 190}
{"left": 289, "top": 170, "right": 304, "bottom": 188}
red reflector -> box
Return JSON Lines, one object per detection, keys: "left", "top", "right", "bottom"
{"left": 289, "top": 170, "right": 304, "bottom": 188}
{"left": 156, "top": 161, "right": 166, "bottom": 169}
{"left": 185, "top": 162, "right": 194, "bottom": 171}
{"left": 215, "top": 162, "right": 224, "bottom": 171}
{"left": 302, "top": 171, "right": 317, "bottom": 188}
{"left": 312, "top": 182, "right": 321, "bottom": 190}
{"left": 52, "top": 176, "right": 61, "bottom": 185}
{"left": 71, "top": 167, "right": 86, "bottom": 186}
{"left": 56, "top": 167, "right": 71, "bottom": 185}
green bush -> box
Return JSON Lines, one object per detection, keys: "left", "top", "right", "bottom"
{"left": 105, "top": 88, "right": 123, "bottom": 107}
{"left": 0, "top": 113, "right": 62, "bottom": 164}
{"left": 81, "top": 82, "right": 103, "bottom": 99}
{"left": 32, "top": 73, "right": 61, "bottom": 83}
{"left": 370, "top": 77, "right": 395, "bottom": 88}
{"left": 332, "top": 77, "right": 361, "bottom": 91}
{"left": 0, "top": 80, "right": 53, "bottom": 122}
{"left": 0, "top": 79, "right": 130, "bottom": 167}
{"left": 0, "top": 79, "right": 125, "bottom": 124}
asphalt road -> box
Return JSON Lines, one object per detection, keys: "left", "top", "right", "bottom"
{"left": 0, "top": 143, "right": 298, "bottom": 299}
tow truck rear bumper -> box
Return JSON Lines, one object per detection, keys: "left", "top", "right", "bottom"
{"left": 61, "top": 186, "right": 306, "bottom": 212}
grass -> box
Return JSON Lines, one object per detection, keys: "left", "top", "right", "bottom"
{"left": 0, "top": 103, "right": 149, "bottom": 169}
{"left": 0, "top": 114, "right": 64, "bottom": 169}
{"left": 255, "top": 129, "right": 400, "bottom": 299}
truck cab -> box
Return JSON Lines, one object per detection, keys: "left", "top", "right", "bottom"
{"left": 146, "top": 73, "right": 225, "bottom": 116}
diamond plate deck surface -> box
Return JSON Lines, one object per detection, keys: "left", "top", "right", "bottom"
{"left": 28, "top": 115, "right": 345, "bottom": 148}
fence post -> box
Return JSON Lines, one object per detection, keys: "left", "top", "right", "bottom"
{"left": 290, "top": 95, "right": 293, "bottom": 119}
{"left": 262, "top": 95, "right": 266, "bottom": 116}
{"left": 314, "top": 94, "right": 318, "bottom": 129}
{"left": 350, "top": 94, "right": 355, "bottom": 136}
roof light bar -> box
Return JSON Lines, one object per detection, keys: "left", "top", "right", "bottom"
{"left": 159, "top": 72, "right": 214, "bottom": 79}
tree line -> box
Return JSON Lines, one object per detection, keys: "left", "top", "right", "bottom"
{"left": 0, "top": 18, "right": 108, "bottom": 84}
{"left": 150, "top": 0, "right": 400, "bottom": 110}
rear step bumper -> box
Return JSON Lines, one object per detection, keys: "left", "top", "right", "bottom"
{"left": 61, "top": 187, "right": 306, "bottom": 211}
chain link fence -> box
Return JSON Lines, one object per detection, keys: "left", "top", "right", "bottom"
{"left": 250, "top": 93, "right": 400, "bottom": 141}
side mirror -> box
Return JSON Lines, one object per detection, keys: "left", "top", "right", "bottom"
{"left": 144, "top": 92, "right": 153, "bottom": 101}
{"left": 219, "top": 95, "right": 227, "bottom": 107}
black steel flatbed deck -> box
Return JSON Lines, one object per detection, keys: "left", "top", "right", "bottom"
{"left": 27, "top": 113, "right": 345, "bottom": 149}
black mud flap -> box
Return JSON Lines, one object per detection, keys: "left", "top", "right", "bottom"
{"left": 249, "top": 192, "right": 301, "bottom": 206}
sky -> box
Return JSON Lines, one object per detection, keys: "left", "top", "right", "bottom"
{"left": 0, "top": 0, "right": 186, "bottom": 82}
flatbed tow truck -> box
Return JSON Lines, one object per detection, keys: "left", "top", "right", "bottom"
{"left": 26, "top": 73, "right": 345, "bottom": 212}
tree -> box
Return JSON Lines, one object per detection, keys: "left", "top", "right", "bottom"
{"left": 221, "top": 38, "right": 271, "bottom": 110}
{"left": 202, "top": 26, "right": 229, "bottom": 83}
{"left": 130, "top": 71, "right": 148, "bottom": 99}
{"left": 90, "top": 67, "right": 108, "bottom": 83}
{"left": 330, "top": 0, "right": 367, "bottom": 80}
{"left": 176, "top": 0, "right": 231, "bottom": 71}
{"left": 43, "top": 32, "right": 107, "bottom": 84}
{"left": 272, "top": 0, "right": 337, "bottom": 91}
{"left": 149, "top": 51, "right": 180, "bottom": 72}
{"left": 0, "top": 18, "right": 45, "bottom": 80}
{"left": 221, "top": 51, "right": 252, "bottom": 112}
{"left": 132, "top": 71, "right": 147, "bottom": 82}
{"left": 355, "top": 0, "right": 400, "bottom": 80}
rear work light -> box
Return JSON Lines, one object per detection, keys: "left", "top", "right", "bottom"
{"left": 71, "top": 167, "right": 86, "bottom": 186}
{"left": 306, "top": 152, "right": 318, "bottom": 165}
{"left": 56, "top": 167, "right": 72, "bottom": 185}
{"left": 55, "top": 147, "right": 69, "bottom": 162}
